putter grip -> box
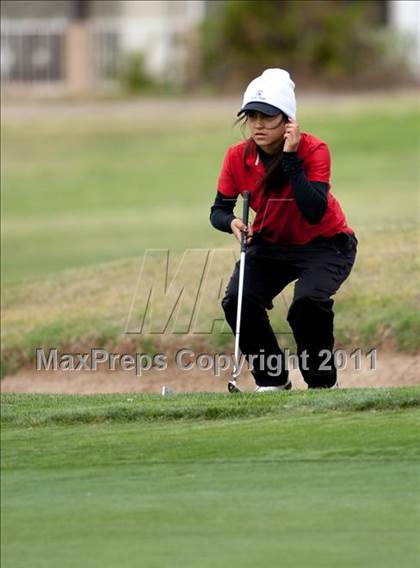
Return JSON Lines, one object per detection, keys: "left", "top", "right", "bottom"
{"left": 241, "top": 191, "right": 251, "bottom": 251}
{"left": 242, "top": 191, "right": 251, "bottom": 226}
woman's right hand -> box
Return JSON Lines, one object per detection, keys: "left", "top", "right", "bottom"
{"left": 231, "top": 218, "right": 253, "bottom": 244}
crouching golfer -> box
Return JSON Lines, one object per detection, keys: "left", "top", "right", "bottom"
{"left": 210, "top": 68, "right": 357, "bottom": 391}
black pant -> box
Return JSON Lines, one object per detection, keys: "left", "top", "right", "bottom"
{"left": 221, "top": 232, "right": 358, "bottom": 388}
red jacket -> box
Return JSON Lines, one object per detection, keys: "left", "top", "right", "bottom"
{"left": 217, "top": 133, "right": 353, "bottom": 245}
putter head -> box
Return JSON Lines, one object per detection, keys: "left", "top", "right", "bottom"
{"left": 161, "top": 385, "right": 176, "bottom": 396}
{"left": 228, "top": 381, "right": 241, "bottom": 393}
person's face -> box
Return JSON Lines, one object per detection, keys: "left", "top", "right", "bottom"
{"left": 246, "top": 111, "right": 287, "bottom": 153}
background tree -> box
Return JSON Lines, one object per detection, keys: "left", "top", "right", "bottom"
{"left": 200, "top": 0, "right": 413, "bottom": 90}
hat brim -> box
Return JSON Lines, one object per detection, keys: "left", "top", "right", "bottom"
{"left": 237, "top": 102, "right": 282, "bottom": 117}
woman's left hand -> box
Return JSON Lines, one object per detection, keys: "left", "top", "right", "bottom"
{"left": 283, "top": 118, "right": 301, "bottom": 152}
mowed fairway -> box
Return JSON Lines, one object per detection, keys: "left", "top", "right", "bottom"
{"left": 2, "top": 389, "right": 420, "bottom": 568}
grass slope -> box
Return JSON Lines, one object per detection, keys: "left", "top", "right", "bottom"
{"left": 2, "top": 96, "right": 419, "bottom": 376}
{"left": 2, "top": 389, "right": 420, "bottom": 568}
{"left": 2, "top": 98, "right": 418, "bottom": 283}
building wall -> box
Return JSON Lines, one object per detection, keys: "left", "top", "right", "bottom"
{"left": 1, "top": 0, "right": 206, "bottom": 90}
{"left": 1, "top": 0, "right": 72, "bottom": 19}
{"left": 388, "top": 0, "right": 420, "bottom": 77}
{"left": 0, "top": 0, "right": 121, "bottom": 19}
{"left": 116, "top": 1, "right": 205, "bottom": 81}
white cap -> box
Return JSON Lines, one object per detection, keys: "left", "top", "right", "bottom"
{"left": 238, "top": 68, "right": 296, "bottom": 120}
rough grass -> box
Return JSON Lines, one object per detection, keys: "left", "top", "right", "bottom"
{"left": 1, "top": 96, "right": 419, "bottom": 376}
{"left": 2, "top": 223, "right": 419, "bottom": 376}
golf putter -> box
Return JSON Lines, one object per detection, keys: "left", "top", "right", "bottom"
{"left": 228, "top": 191, "right": 251, "bottom": 394}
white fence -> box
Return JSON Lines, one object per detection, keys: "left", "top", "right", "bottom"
{"left": 1, "top": 18, "right": 192, "bottom": 89}
{"left": 1, "top": 19, "right": 68, "bottom": 85}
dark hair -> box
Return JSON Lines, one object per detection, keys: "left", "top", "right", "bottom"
{"left": 233, "top": 111, "right": 289, "bottom": 193}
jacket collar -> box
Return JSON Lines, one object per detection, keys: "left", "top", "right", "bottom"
{"left": 244, "top": 139, "right": 261, "bottom": 168}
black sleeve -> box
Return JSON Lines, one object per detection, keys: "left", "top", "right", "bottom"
{"left": 209, "top": 191, "right": 237, "bottom": 233}
{"left": 282, "top": 152, "right": 328, "bottom": 224}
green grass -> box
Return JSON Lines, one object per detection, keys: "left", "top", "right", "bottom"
{"left": 2, "top": 389, "right": 420, "bottom": 567}
{"left": 1, "top": 96, "right": 419, "bottom": 375}
{"left": 2, "top": 388, "right": 420, "bottom": 427}
{"left": 2, "top": 99, "right": 418, "bottom": 284}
